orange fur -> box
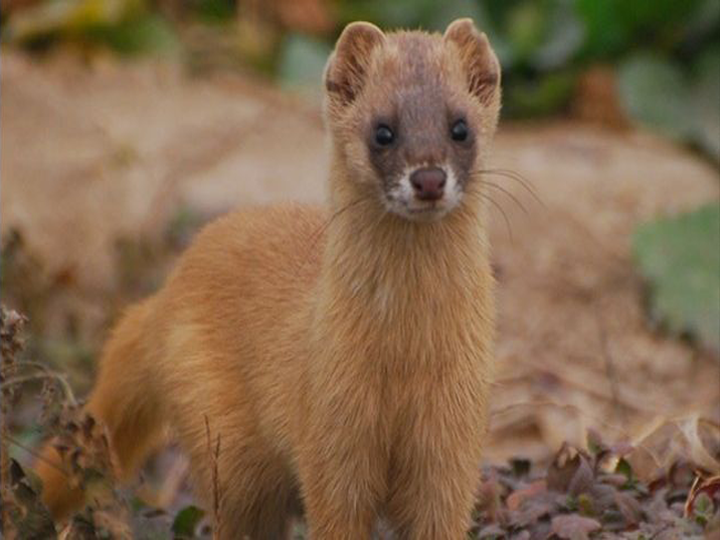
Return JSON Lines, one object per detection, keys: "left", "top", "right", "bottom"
{"left": 37, "top": 19, "right": 501, "bottom": 539}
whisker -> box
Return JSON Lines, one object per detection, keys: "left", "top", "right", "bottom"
{"left": 465, "top": 187, "right": 514, "bottom": 244}
{"left": 311, "top": 197, "right": 369, "bottom": 244}
{"left": 474, "top": 168, "right": 545, "bottom": 208}
{"left": 481, "top": 168, "right": 538, "bottom": 195}
{"left": 475, "top": 178, "right": 528, "bottom": 215}
{"left": 301, "top": 196, "right": 370, "bottom": 267}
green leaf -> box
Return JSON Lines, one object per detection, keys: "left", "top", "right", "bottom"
{"left": 692, "top": 492, "right": 714, "bottom": 525}
{"left": 277, "top": 33, "right": 332, "bottom": 97}
{"left": 683, "top": 0, "right": 720, "bottom": 44}
{"left": 505, "top": 70, "right": 577, "bottom": 117}
{"left": 505, "top": 2, "right": 547, "bottom": 63}
{"left": 633, "top": 204, "right": 720, "bottom": 352}
{"left": 689, "top": 46, "right": 720, "bottom": 163}
{"left": 617, "top": 54, "right": 695, "bottom": 140}
{"left": 615, "top": 458, "right": 634, "bottom": 485}
{"left": 574, "top": 0, "right": 633, "bottom": 58}
{"left": 426, "top": 0, "right": 483, "bottom": 31}
{"left": 531, "top": 1, "right": 585, "bottom": 70}
{"left": 171, "top": 505, "right": 205, "bottom": 538}
{"left": 5, "top": 0, "right": 143, "bottom": 42}
{"left": 194, "top": 0, "right": 235, "bottom": 24}
{"left": 576, "top": 0, "right": 704, "bottom": 59}
{"left": 84, "top": 14, "right": 179, "bottom": 56}
{"left": 618, "top": 47, "right": 720, "bottom": 163}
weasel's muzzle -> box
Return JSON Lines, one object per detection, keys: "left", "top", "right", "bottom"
{"left": 410, "top": 167, "right": 447, "bottom": 201}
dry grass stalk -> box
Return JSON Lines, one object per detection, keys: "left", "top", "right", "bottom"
{"left": 595, "top": 309, "right": 629, "bottom": 428}
{"left": 204, "top": 415, "right": 223, "bottom": 539}
{"left": 1, "top": 306, "right": 28, "bottom": 539}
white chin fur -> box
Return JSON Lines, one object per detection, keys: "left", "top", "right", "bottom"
{"left": 384, "top": 165, "right": 462, "bottom": 221}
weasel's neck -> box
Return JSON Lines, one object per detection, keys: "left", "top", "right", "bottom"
{"left": 314, "top": 156, "right": 493, "bottom": 355}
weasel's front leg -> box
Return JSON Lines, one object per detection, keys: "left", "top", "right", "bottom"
{"left": 386, "top": 451, "right": 481, "bottom": 539}
{"left": 296, "top": 383, "right": 387, "bottom": 538}
{"left": 385, "top": 383, "right": 488, "bottom": 540}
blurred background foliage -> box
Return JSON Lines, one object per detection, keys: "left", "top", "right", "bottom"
{"left": 633, "top": 203, "right": 719, "bottom": 352}
{"left": 2, "top": 0, "right": 719, "bottom": 162}
{"left": 2, "top": 0, "right": 719, "bottom": 350}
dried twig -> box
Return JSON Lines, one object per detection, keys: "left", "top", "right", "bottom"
{"left": 204, "top": 415, "right": 222, "bottom": 540}
{"left": 1, "top": 306, "right": 28, "bottom": 539}
{"left": 595, "top": 309, "right": 629, "bottom": 428}
{"left": 14, "top": 360, "right": 78, "bottom": 406}
{"left": 1, "top": 432, "right": 69, "bottom": 477}
{"left": 1, "top": 373, "right": 77, "bottom": 406}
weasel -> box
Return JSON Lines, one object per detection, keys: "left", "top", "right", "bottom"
{"left": 36, "top": 18, "right": 501, "bottom": 539}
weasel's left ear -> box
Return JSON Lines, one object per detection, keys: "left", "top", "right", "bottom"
{"left": 324, "top": 22, "right": 385, "bottom": 107}
{"left": 444, "top": 18, "right": 501, "bottom": 104}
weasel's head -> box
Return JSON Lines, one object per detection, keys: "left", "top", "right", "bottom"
{"left": 324, "top": 19, "right": 501, "bottom": 222}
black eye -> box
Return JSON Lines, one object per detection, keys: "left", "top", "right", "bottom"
{"left": 375, "top": 125, "right": 394, "bottom": 146}
{"left": 451, "top": 119, "right": 468, "bottom": 142}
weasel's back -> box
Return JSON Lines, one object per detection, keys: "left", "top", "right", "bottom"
{"left": 155, "top": 203, "right": 327, "bottom": 376}
{"left": 148, "top": 203, "right": 328, "bottom": 468}
{"left": 164, "top": 203, "right": 326, "bottom": 315}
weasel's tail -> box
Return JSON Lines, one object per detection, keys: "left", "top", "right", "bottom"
{"left": 36, "top": 299, "right": 166, "bottom": 520}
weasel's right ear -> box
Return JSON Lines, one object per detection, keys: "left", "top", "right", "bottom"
{"left": 324, "top": 22, "right": 385, "bottom": 106}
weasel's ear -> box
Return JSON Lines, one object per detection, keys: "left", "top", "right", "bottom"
{"left": 444, "top": 18, "right": 500, "bottom": 104}
{"left": 324, "top": 22, "right": 385, "bottom": 106}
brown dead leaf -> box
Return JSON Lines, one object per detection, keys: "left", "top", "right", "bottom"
{"left": 551, "top": 514, "right": 601, "bottom": 540}
{"left": 587, "top": 483, "right": 616, "bottom": 515}
{"left": 511, "top": 496, "right": 555, "bottom": 528}
{"left": 547, "top": 443, "right": 593, "bottom": 495}
{"left": 614, "top": 490, "right": 643, "bottom": 525}
{"left": 506, "top": 480, "right": 546, "bottom": 512}
{"left": 476, "top": 475, "right": 506, "bottom": 524}
{"left": 568, "top": 458, "right": 594, "bottom": 497}
{"left": 274, "top": 0, "right": 332, "bottom": 34}
{"left": 629, "top": 415, "right": 720, "bottom": 480}
{"left": 475, "top": 523, "right": 505, "bottom": 539}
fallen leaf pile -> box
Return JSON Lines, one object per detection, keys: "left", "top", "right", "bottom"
{"left": 471, "top": 431, "right": 720, "bottom": 539}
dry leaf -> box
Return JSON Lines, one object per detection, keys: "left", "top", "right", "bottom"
{"left": 551, "top": 514, "right": 601, "bottom": 540}
{"left": 506, "top": 480, "right": 546, "bottom": 512}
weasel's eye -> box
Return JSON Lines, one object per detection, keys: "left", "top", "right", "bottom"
{"left": 375, "top": 125, "right": 394, "bottom": 146}
{"left": 450, "top": 120, "right": 468, "bottom": 142}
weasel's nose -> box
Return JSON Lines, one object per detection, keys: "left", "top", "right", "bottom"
{"left": 409, "top": 167, "right": 446, "bottom": 201}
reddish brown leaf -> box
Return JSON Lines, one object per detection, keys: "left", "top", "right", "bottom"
{"left": 614, "top": 490, "right": 643, "bottom": 525}
{"left": 506, "top": 480, "right": 546, "bottom": 512}
{"left": 547, "top": 443, "right": 594, "bottom": 496}
{"left": 551, "top": 514, "right": 601, "bottom": 540}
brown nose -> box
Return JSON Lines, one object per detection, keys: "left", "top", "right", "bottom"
{"left": 409, "top": 167, "right": 446, "bottom": 201}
